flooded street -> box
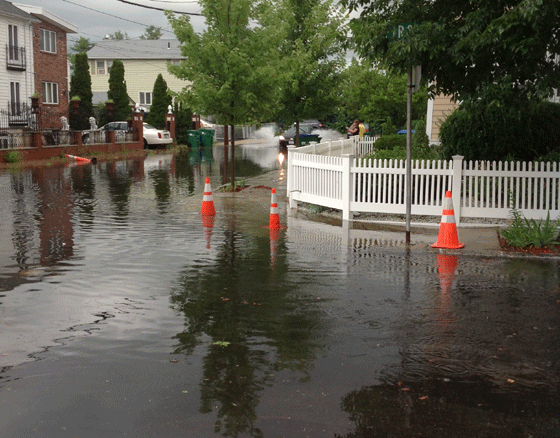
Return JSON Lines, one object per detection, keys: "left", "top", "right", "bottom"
{"left": 0, "top": 135, "right": 559, "bottom": 437}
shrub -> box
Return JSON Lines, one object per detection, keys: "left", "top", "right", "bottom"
{"left": 439, "top": 97, "right": 560, "bottom": 162}
{"left": 374, "top": 134, "right": 406, "bottom": 151}
{"left": 4, "top": 151, "right": 20, "bottom": 163}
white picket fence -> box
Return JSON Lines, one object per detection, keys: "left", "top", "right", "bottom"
{"left": 287, "top": 137, "right": 560, "bottom": 224}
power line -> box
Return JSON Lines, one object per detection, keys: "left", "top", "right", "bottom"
{"left": 116, "top": 0, "right": 202, "bottom": 15}
{"left": 60, "top": 0, "right": 201, "bottom": 36}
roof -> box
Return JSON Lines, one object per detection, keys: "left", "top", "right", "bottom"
{"left": 14, "top": 3, "right": 77, "bottom": 33}
{"left": 92, "top": 91, "right": 135, "bottom": 106}
{"left": 0, "top": 0, "right": 39, "bottom": 22}
{"left": 87, "top": 39, "right": 184, "bottom": 60}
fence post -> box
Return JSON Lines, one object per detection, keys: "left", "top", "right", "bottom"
{"left": 287, "top": 148, "right": 297, "bottom": 210}
{"left": 452, "top": 155, "right": 464, "bottom": 222}
{"left": 342, "top": 154, "right": 354, "bottom": 222}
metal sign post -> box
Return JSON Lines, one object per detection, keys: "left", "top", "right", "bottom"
{"left": 406, "top": 68, "right": 412, "bottom": 244}
{"left": 405, "top": 64, "right": 421, "bottom": 245}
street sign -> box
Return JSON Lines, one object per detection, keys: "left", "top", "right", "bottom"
{"left": 387, "top": 23, "right": 417, "bottom": 42}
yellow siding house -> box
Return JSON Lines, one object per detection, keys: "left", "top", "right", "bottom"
{"left": 87, "top": 39, "right": 189, "bottom": 111}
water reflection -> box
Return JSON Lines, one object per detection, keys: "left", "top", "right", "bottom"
{"left": 170, "top": 227, "right": 328, "bottom": 436}
{"left": 0, "top": 146, "right": 559, "bottom": 437}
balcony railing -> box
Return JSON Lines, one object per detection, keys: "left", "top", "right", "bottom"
{"left": 6, "top": 45, "right": 26, "bottom": 70}
{"left": 0, "top": 103, "right": 33, "bottom": 128}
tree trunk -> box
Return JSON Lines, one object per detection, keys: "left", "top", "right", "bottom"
{"left": 230, "top": 124, "right": 235, "bottom": 187}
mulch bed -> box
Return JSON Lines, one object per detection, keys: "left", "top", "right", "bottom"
{"left": 496, "top": 230, "right": 560, "bottom": 255}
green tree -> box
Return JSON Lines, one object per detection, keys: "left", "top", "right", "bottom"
{"left": 68, "top": 36, "right": 94, "bottom": 65}
{"left": 69, "top": 52, "right": 93, "bottom": 130}
{"left": 109, "top": 30, "right": 130, "bottom": 40}
{"left": 274, "top": 0, "right": 347, "bottom": 146}
{"left": 166, "top": 0, "right": 279, "bottom": 186}
{"left": 343, "top": 0, "right": 560, "bottom": 101}
{"left": 140, "top": 25, "right": 163, "bottom": 40}
{"left": 338, "top": 59, "right": 427, "bottom": 129}
{"left": 145, "top": 74, "right": 172, "bottom": 129}
{"left": 107, "top": 60, "right": 131, "bottom": 122}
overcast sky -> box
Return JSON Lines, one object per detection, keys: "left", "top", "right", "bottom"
{"left": 14, "top": 0, "right": 207, "bottom": 45}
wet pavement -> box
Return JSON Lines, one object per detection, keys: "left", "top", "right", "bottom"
{"left": 0, "top": 142, "right": 559, "bottom": 438}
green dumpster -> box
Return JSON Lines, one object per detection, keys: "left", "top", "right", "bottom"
{"left": 186, "top": 130, "right": 200, "bottom": 148}
{"left": 198, "top": 129, "right": 215, "bottom": 148}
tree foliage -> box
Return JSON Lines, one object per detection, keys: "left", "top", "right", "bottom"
{"left": 166, "top": 1, "right": 277, "bottom": 127}
{"left": 338, "top": 59, "right": 427, "bottom": 129}
{"left": 343, "top": 0, "right": 560, "bottom": 101}
{"left": 439, "top": 97, "right": 560, "bottom": 162}
{"left": 107, "top": 60, "right": 131, "bottom": 122}
{"left": 69, "top": 52, "right": 93, "bottom": 130}
{"left": 109, "top": 30, "right": 130, "bottom": 40}
{"left": 141, "top": 25, "right": 163, "bottom": 40}
{"left": 68, "top": 37, "right": 94, "bottom": 65}
{"left": 166, "top": 0, "right": 280, "bottom": 185}
{"left": 273, "top": 0, "right": 347, "bottom": 136}
{"left": 145, "top": 74, "right": 172, "bottom": 129}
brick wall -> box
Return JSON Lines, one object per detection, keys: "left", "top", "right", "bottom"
{"left": 32, "top": 21, "right": 70, "bottom": 130}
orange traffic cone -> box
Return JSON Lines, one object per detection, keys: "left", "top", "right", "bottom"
{"left": 65, "top": 154, "right": 91, "bottom": 163}
{"left": 202, "top": 214, "right": 215, "bottom": 249}
{"left": 201, "top": 177, "right": 216, "bottom": 216}
{"left": 431, "top": 191, "right": 464, "bottom": 249}
{"left": 269, "top": 188, "right": 281, "bottom": 230}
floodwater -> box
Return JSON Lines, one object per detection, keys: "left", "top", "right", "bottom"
{"left": 0, "top": 135, "right": 559, "bottom": 437}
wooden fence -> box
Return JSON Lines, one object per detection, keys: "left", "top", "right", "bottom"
{"left": 287, "top": 138, "right": 560, "bottom": 224}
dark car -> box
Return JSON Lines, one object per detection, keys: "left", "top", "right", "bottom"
{"left": 278, "top": 122, "right": 322, "bottom": 149}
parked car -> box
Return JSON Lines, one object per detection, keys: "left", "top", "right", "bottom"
{"left": 278, "top": 122, "right": 322, "bottom": 149}
{"left": 141, "top": 123, "right": 173, "bottom": 148}
{"left": 82, "top": 121, "right": 173, "bottom": 149}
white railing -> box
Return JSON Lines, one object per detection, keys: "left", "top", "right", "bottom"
{"left": 287, "top": 140, "right": 560, "bottom": 223}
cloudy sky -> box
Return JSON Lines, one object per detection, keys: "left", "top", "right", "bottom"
{"left": 13, "top": 0, "right": 207, "bottom": 44}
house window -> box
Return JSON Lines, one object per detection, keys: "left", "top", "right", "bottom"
{"left": 139, "top": 92, "right": 152, "bottom": 105}
{"left": 10, "top": 82, "right": 20, "bottom": 114}
{"left": 42, "top": 82, "right": 59, "bottom": 104}
{"left": 97, "top": 61, "right": 105, "bottom": 74}
{"left": 8, "top": 25, "right": 18, "bottom": 60}
{"left": 107, "top": 60, "right": 113, "bottom": 74}
{"left": 40, "top": 29, "right": 57, "bottom": 53}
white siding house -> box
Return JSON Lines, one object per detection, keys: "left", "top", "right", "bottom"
{"left": 87, "top": 39, "right": 189, "bottom": 111}
{"left": 0, "top": 0, "right": 39, "bottom": 128}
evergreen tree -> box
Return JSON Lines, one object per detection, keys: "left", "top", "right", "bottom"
{"left": 107, "top": 60, "right": 131, "bottom": 122}
{"left": 145, "top": 74, "right": 172, "bottom": 129}
{"left": 173, "top": 101, "right": 193, "bottom": 145}
{"left": 69, "top": 52, "right": 93, "bottom": 130}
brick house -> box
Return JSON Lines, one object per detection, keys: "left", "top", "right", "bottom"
{"left": 14, "top": 3, "right": 77, "bottom": 130}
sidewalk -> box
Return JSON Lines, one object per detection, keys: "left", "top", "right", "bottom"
{"left": 240, "top": 168, "right": 506, "bottom": 256}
